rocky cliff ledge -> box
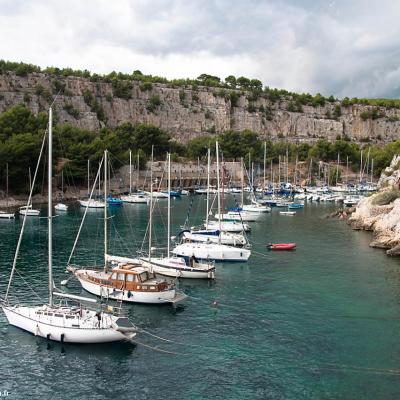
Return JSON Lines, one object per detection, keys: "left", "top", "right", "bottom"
{"left": 1, "top": 71, "right": 400, "bottom": 143}
{"left": 348, "top": 155, "right": 400, "bottom": 255}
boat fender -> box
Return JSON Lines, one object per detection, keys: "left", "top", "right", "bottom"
{"left": 127, "top": 291, "right": 132, "bottom": 298}
{"left": 46, "top": 333, "right": 51, "bottom": 340}
{"left": 60, "top": 333, "right": 65, "bottom": 343}
{"left": 35, "top": 324, "right": 39, "bottom": 336}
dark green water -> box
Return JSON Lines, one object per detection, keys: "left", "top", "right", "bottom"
{"left": 1, "top": 197, "right": 400, "bottom": 400}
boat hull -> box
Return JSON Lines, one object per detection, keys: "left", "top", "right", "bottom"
{"left": 76, "top": 273, "right": 178, "bottom": 304}
{"left": 2, "top": 305, "right": 132, "bottom": 343}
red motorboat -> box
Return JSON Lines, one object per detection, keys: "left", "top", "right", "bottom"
{"left": 267, "top": 243, "right": 297, "bottom": 251}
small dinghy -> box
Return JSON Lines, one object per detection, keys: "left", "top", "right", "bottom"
{"left": 280, "top": 211, "right": 296, "bottom": 216}
{"left": 267, "top": 243, "right": 297, "bottom": 251}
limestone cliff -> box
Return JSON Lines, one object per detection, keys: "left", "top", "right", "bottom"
{"left": 1, "top": 71, "right": 400, "bottom": 143}
{"left": 348, "top": 155, "right": 400, "bottom": 255}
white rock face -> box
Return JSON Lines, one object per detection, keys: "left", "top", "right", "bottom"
{"left": 349, "top": 154, "right": 400, "bottom": 255}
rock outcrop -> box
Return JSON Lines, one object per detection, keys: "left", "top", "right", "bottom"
{"left": 1, "top": 71, "right": 400, "bottom": 143}
{"left": 348, "top": 155, "right": 400, "bottom": 255}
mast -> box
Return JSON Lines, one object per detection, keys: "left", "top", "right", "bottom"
{"left": 241, "top": 157, "right": 244, "bottom": 206}
{"left": 48, "top": 107, "right": 53, "bottom": 307}
{"left": 359, "top": 149, "right": 363, "bottom": 183}
{"left": 148, "top": 146, "right": 154, "bottom": 261}
{"left": 216, "top": 141, "right": 222, "bottom": 240}
{"left": 167, "top": 152, "right": 171, "bottom": 258}
{"left": 104, "top": 149, "right": 108, "bottom": 272}
{"left": 278, "top": 155, "right": 281, "bottom": 186}
{"left": 6, "top": 162, "right": 9, "bottom": 209}
{"left": 371, "top": 158, "right": 374, "bottom": 183}
{"left": 87, "top": 159, "right": 90, "bottom": 197}
{"left": 263, "top": 141, "right": 266, "bottom": 191}
{"left": 206, "top": 148, "right": 211, "bottom": 229}
{"left": 346, "top": 156, "right": 349, "bottom": 186}
{"left": 61, "top": 169, "right": 64, "bottom": 200}
{"left": 28, "top": 167, "right": 32, "bottom": 197}
{"left": 286, "top": 147, "right": 289, "bottom": 184}
{"left": 129, "top": 149, "right": 132, "bottom": 194}
{"left": 336, "top": 153, "right": 340, "bottom": 186}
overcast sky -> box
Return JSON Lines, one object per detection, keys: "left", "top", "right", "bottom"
{"left": 1, "top": 0, "right": 399, "bottom": 98}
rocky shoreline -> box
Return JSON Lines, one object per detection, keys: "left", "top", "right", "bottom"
{"left": 337, "top": 154, "right": 400, "bottom": 256}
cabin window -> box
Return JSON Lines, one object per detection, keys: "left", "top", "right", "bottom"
{"left": 54, "top": 314, "right": 63, "bottom": 318}
{"left": 139, "top": 272, "right": 148, "bottom": 282}
{"left": 111, "top": 273, "right": 117, "bottom": 279}
{"left": 117, "top": 273, "right": 125, "bottom": 281}
{"left": 142, "top": 286, "right": 147, "bottom": 290}
{"left": 150, "top": 286, "right": 155, "bottom": 290}
{"left": 126, "top": 274, "right": 134, "bottom": 282}
{"left": 136, "top": 286, "right": 141, "bottom": 290}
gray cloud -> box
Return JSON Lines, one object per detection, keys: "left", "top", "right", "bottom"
{"left": 0, "top": 0, "right": 399, "bottom": 98}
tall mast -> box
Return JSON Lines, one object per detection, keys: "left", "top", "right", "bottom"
{"left": 29, "top": 167, "right": 32, "bottom": 196}
{"left": 104, "top": 149, "right": 108, "bottom": 272}
{"left": 129, "top": 149, "right": 132, "bottom": 194}
{"left": 270, "top": 159, "right": 273, "bottom": 189}
{"left": 359, "top": 149, "right": 363, "bottom": 183}
{"left": 206, "top": 148, "right": 210, "bottom": 229}
{"left": 6, "top": 162, "right": 9, "bottom": 209}
{"left": 87, "top": 159, "right": 90, "bottom": 197}
{"left": 148, "top": 146, "right": 154, "bottom": 262}
{"left": 263, "top": 141, "right": 266, "bottom": 191}
{"left": 286, "top": 147, "right": 289, "bottom": 184}
{"left": 241, "top": 157, "right": 244, "bottom": 206}
{"left": 216, "top": 141, "right": 222, "bottom": 240}
{"left": 371, "top": 158, "right": 374, "bottom": 183}
{"left": 346, "top": 156, "right": 349, "bottom": 185}
{"left": 48, "top": 107, "right": 53, "bottom": 307}
{"left": 278, "top": 155, "right": 281, "bottom": 186}
{"left": 61, "top": 169, "right": 64, "bottom": 199}
{"left": 167, "top": 152, "right": 171, "bottom": 258}
{"left": 336, "top": 153, "right": 340, "bottom": 186}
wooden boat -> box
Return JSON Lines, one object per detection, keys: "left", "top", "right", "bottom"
{"left": 267, "top": 243, "right": 297, "bottom": 251}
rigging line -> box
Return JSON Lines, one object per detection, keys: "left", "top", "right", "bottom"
{"left": 67, "top": 157, "right": 104, "bottom": 266}
{"left": 5, "top": 129, "right": 47, "bottom": 302}
{"left": 128, "top": 338, "right": 188, "bottom": 356}
{"left": 14, "top": 269, "right": 43, "bottom": 301}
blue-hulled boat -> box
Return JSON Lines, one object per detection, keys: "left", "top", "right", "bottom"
{"left": 288, "top": 203, "right": 304, "bottom": 209}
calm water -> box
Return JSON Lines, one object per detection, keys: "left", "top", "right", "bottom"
{"left": 0, "top": 196, "right": 400, "bottom": 400}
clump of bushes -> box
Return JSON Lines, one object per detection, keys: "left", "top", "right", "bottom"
{"left": 372, "top": 190, "right": 400, "bottom": 206}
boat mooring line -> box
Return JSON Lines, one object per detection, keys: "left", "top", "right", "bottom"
{"left": 128, "top": 338, "right": 188, "bottom": 356}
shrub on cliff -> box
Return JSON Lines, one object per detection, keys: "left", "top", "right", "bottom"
{"left": 372, "top": 190, "right": 400, "bottom": 206}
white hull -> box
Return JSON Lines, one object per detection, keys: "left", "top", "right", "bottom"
{"left": 241, "top": 204, "right": 271, "bottom": 213}
{"left": 280, "top": 211, "right": 296, "bottom": 216}
{"left": 55, "top": 203, "right": 68, "bottom": 211}
{"left": 77, "top": 273, "right": 177, "bottom": 304}
{"left": 184, "top": 231, "right": 247, "bottom": 246}
{"left": 215, "top": 212, "right": 260, "bottom": 222}
{"left": 172, "top": 242, "right": 251, "bottom": 262}
{"left": 144, "top": 191, "right": 169, "bottom": 199}
{"left": 19, "top": 209, "right": 40, "bottom": 216}
{"left": 2, "top": 305, "right": 133, "bottom": 343}
{"left": 121, "top": 194, "right": 149, "bottom": 204}
{"left": 206, "top": 220, "right": 251, "bottom": 232}
{"left": 141, "top": 257, "right": 215, "bottom": 279}
{"left": 79, "top": 200, "right": 105, "bottom": 208}
{"left": 0, "top": 211, "right": 14, "bottom": 219}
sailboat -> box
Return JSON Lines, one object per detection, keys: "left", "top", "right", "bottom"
{"left": 19, "top": 167, "right": 40, "bottom": 216}
{"left": 172, "top": 141, "right": 251, "bottom": 262}
{"left": 55, "top": 169, "right": 68, "bottom": 212}
{"left": 2, "top": 107, "right": 136, "bottom": 343}
{"left": 68, "top": 149, "right": 185, "bottom": 304}
{"left": 78, "top": 160, "right": 105, "bottom": 209}
{"left": 0, "top": 163, "right": 15, "bottom": 219}
{"left": 184, "top": 149, "right": 248, "bottom": 246}
{"left": 121, "top": 150, "right": 149, "bottom": 204}
{"left": 141, "top": 153, "right": 215, "bottom": 279}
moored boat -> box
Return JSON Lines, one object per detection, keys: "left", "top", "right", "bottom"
{"left": 267, "top": 243, "right": 297, "bottom": 250}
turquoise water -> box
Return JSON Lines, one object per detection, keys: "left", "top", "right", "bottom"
{"left": 1, "top": 197, "right": 400, "bottom": 399}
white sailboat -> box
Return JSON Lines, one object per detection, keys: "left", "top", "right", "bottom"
{"left": 55, "top": 170, "right": 68, "bottom": 212}
{"left": 141, "top": 153, "right": 215, "bottom": 279}
{"left": 0, "top": 163, "right": 15, "bottom": 219}
{"left": 78, "top": 160, "right": 105, "bottom": 209}
{"left": 19, "top": 167, "right": 40, "bottom": 216}
{"left": 121, "top": 150, "right": 149, "bottom": 204}
{"left": 69, "top": 149, "right": 185, "bottom": 303}
{"left": 173, "top": 141, "right": 251, "bottom": 262}
{"left": 2, "top": 107, "right": 136, "bottom": 343}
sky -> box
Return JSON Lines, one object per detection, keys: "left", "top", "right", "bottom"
{"left": 1, "top": 0, "right": 400, "bottom": 99}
